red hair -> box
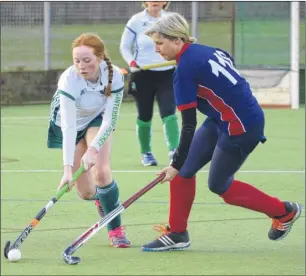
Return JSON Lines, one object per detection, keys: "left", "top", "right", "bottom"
{"left": 72, "top": 33, "right": 113, "bottom": 96}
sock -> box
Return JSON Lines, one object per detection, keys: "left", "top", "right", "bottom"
{"left": 162, "top": 114, "right": 180, "bottom": 151}
{"left": 169, "top": 175, "right": 196, "bottom": 233}
{"left": 96, "top": 181, "right": 121, "bottom": 231}
{"left": 136, "top": 119, "right": 152, "bottom": 154}
{"left": 220, "top": 180, "right": 287, "bottom": 218}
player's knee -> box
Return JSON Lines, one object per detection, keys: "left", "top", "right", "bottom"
{"left": 208, "top": 175, "right": 233, "bottom": 195}
{"left": 137, "top": 107, "right": 153, "bottom": 122}
{"left": 179, "top": 170, "right": 195, "bottom": 179}
{"left": 161, "top": 109, "right": 175, "bottom": 119}
{"left": 77, "top": 190, "right": 95, "bottom": 200}
{"left": 93, "top": 165, "right": 112, "bottom": 185}
{"left": 208, "top": 180, "right": 221, "bottom": 194}
{"left": 137, "top": 115, "right": 152, "bottom": 123}
{"left": 160, "top": 104, "right": 176, "bottom": 118}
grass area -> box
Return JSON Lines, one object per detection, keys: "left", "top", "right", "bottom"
{"left": 1, "top": 103, "right": 305, "bottom": 275}
{"left": 1, "top": 20, "right": 305, "bottom": 71}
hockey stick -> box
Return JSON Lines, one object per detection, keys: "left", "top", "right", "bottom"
{"left": 121, "top": 60, "right": 176, "bottom": 75}
{"left": 141, "top": 60, "right": 176, "bottom": 70}
{"left": 3, "top": 166, "right": 85, "bottom": 259}
{"left": 63, "top": 173, "right": 165, "bottom": 265}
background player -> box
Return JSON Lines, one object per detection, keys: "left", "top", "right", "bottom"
{"left": 119, "top": 1, "right": 179, "bottom": 166}
{"left": 47, "top": 33, "right": 130, "bottom": 248}
{"left": 141, "top": 13, "right": 302, "bottom": 251}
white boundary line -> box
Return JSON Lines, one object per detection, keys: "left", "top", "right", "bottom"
{"left": 1, "top": 113, "right": 148, "bottom": 120}
{"left": 1, "top": 116, "right": 49, "bottom": 120}
{"left": 0, "top": 169, "right": 304, "bottom": 174}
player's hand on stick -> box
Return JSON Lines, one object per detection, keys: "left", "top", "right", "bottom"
{"left": 81, "top": 146, "right": 98, "bottom": 171}
{"left": 157, "top": 166, "right": 178, "bottom": 183}
{"left": 129, "top": 60, "right": 141, "bottom": 73}
{"left": 58, "top": 165, "right": 74, "bottom": 192}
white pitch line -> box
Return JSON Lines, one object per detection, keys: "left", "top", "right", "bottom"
{"left": 1, "top": 113, "right": 151, "bottom": 120}
{"left": 0, "top": 169, "right": 304, "bottom": 174}
{"left": 1, "top": 116, "right": 49, "bottom": 120}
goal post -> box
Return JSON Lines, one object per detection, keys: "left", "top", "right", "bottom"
{"left": 233, "top": 1, "right": 301, "bottom": 109}
{"left": 290, "top": 1, "right": 300, "bottom": 110}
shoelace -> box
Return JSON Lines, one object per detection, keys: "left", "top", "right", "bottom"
{"left": 152, "top": 224, "right": 170, "bottom": 238}
{"left": 109, "top": 226, "right": 126, "bottom": 239}
{"left": 272, "top": 219, "right": 292, "bottom": 231}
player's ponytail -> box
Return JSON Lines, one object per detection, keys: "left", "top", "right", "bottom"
{"left": 188, "top": 36, "right": 197, "bottom": 44}
{"left": 103, "top": 55, "right": 113, "bottom": 97}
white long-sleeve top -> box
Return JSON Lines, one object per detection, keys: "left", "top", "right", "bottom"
{"left": 120, "top": 9, "right": 175, "bottom": 71}
{"left": 49, "top": 61, "right": 124, "bottom": 167}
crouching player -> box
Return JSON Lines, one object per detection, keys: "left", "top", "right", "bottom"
{"left": 47, "top": 33, "right": 130, "bottom": 248}
{"left": 141, "top": 13, "right": 302, "bottom": 251}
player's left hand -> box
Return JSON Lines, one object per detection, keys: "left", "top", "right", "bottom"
{"left": 81, "top": 146, "right": 98, "bottom": 171}
{"left": 157, "top": 166, "right": 178, "bottom": 183}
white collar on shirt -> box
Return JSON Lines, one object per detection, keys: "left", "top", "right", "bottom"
{"left": 144, "top": 8, "right": 167, "bottom": 21}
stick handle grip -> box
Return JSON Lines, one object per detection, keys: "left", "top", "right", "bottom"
{"left": 55, "top": 166, "right": 85, "bottom": 200}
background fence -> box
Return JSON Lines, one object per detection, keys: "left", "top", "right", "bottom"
{"left": 1, "top": 1, "right": 304, "bottom": 71}
{"left": 1, "top": 1, "right": 305, "bottom": 107}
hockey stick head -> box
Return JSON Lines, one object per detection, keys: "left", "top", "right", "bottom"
{"left": 63, "top": 247, "right": 81, "bottom": 265}
{"left": 4, "top": 240, "right": 11, "bottom": 259}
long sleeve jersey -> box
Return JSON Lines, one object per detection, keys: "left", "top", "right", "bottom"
{"left": 120, "top": 9, "right": 175, "bottom": 71}
{"left": 49, "top": 61, "right": 124, "bottom": 166}
{"left": 171, "top": 43, "right": 265, "bottom": 170}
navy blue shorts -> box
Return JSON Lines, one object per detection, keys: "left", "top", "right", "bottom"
{"left": 179, "top": 117, "right": 266, "bottom": 194}
{"left": 217, "top": 120, "right": 266, "bottom": 158}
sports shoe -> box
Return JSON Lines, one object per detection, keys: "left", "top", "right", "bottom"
{"left": 268, "top": 201, "right": 302, "bottom": 241}
{"left": 142, "top": 224, "right": 190, "bottom": 252}
{"left": 109, "top": 226, "right": 131, "bottom": 248}
{"left": 141, "top": 152, "right": 158, "bottom": 166}
{"left": 94, "top": 200, "right": 105, "bottom": 218}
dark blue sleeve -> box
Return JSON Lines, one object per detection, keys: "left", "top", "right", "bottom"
{"left": 174, "top": 62, "right": 198, "bottom": 111}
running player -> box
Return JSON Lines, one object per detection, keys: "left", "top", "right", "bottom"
{"left": 141, "top": 13, "right": 302, "bottom": 251}
{"left": 47, "top": 33, "right": 130, "bottom": 248}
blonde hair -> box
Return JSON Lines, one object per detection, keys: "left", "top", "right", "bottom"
{"left": 145, "top": 12, "right": 196, "bottom": 43}
{"left": 72, "top": 33, "right": 114, "bottom": 96}
{"left": 141, "top": 1, "right": 170, "bottom": 10}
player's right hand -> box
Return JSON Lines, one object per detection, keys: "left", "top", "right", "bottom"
{"left": 130, "top": 60, "right": 138, "bottom": 67}
{"left": 157, "top": 166, "right": 178, "bottom": 183}
{"left": 129, "top": 60, "right": 140, "bottom": 73}
{"left": 57, "top": 165, "right": 74, "bottom": 192}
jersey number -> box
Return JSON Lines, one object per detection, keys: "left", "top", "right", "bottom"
{"left": 208, "top": 50, "right": 241, "bottom": 85}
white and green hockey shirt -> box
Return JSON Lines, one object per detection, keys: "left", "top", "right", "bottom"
{"left": 49, "top": 61, "right": 124, "bottom": 166}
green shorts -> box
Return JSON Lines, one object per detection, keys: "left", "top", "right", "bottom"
{"left": 47, "top": 115, "right": 102, "bottom": 149}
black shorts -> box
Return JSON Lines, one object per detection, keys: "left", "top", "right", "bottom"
{"left": 128, "top": 69, "right": 174, "bottom": 96}
{"left": 128, "top": 68, "right": 176, "bottom": 120}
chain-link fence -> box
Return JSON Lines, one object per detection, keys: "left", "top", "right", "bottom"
{"left": 1, "top": 1, "right": 304, "bottom": 71}
{"left": 1, "top": 1, "right": 233, "bottom": 71}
